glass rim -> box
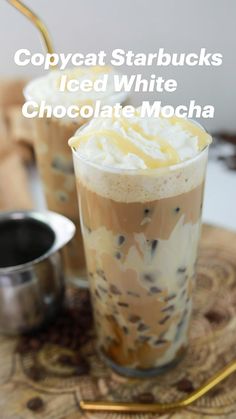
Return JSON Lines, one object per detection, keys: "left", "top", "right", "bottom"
{"left": 69, "top": 118, "right": 211, "bottom": 176}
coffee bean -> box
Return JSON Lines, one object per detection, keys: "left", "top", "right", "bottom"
{"left": 165, "top": 294, "right": 176, "bottom": 302}
{"left": 151, "top": 240, "right": 158, "bottom": 254}
{"left": 159, "top": 315, "right": 170, "bottom": 325}
{"left": 96, "top": 269, "right": 105, "bottom": 278}
{"left": 176, "top": 378, "right": 194, "bottom": 393}
{"left": 205, "top": 310, "right": 224, "bottom": 324}
{"left": 177, "top": 267, "right": 186, "bottom": 273}
{"left": 135, "top": 392, "right": 155, "bottom": 403}
{"left": 26, "top": 397, "right": 44, "bottom": 411}
{"left": 143, "top": 274, "right": 154, "bottom": 283}
{"left": 137, "top": 323, "right": 149, "bottom": 332}
{"left": 162, "top": 304, "right": 175, "bottom": 313}
{"left": 129, "top": 315, "right": 140, "bottom": 323}
{"left": 154, "top": 339, "right": 167, "bottom": 346}
{"left": 175, "top": 207, "right": 180, "bottom": 213}
{"left": 118, "top": 235, "right": 125, "bottom": 245}
{"left": 110, "top": 284, "right": 121, "bottom": 295}
{"left": 95, "top": 289, "right": 101, "bottom": 299}
{"left": 150, "top": 286, "right": 161, "bottom": 294}
{"left": 123, "top": 326, "right": 129, "bottom": 335}
{"left": 181, "top": 289, "right": 186, "bottom": 297}
{"left": 118, "top": 302, "right": 129, "bottom": 307}
{"left": 98, "top": 285, "right": 107, "bottom": 294}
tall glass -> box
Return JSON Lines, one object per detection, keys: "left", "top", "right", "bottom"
{"left": 27, "top": 115, "right": 86, "bottom": 286}
{"left": 24, "top": 72, "right": 127, "bottom": 287}
{"left": 70, "top": 138, "right": 209, "bottom": 377}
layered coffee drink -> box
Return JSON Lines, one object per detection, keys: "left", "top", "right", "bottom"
{"left": 69, "top": 111, "right": 211, "bottom": 376}
{"left": 24, "top": 67, "right": 127, "bottom": 285}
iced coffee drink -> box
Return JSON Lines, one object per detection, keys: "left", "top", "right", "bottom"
{"left": 69, "top": 111, "right": 211, "bottom": 376}
{"left": 24, "top": 67, "right": 127, "bottom": 285}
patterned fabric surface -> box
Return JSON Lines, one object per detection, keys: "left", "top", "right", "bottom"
{"left": 0, "top": 225, "right": 236, "bottom": 419}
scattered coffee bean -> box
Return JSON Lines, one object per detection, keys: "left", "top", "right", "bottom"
{"left": 143, "top": 273, "right": 154, "bottom": 283}
{"left": 165, "top": 294, "right": 176, "bottom": 302}
{"left": 154, "top": 339, "right": 167, "bottom": 346}
{"left": 150, "top": 286, "right": 161, "bottom": 294}
{"left": 176, "top": 378, "right": 194, "bottom": 393}
{"left": 57, "top": 191, "right": 68, "bottom": 202}
{"left": 177, "top": 267, "right": 186, "bottom": 273}
{"left": 151, "top": 240, "right": 158, "bottom": 254}
{"left": 51, "top": 157, "right": 74, "bottom": 174}
{"left": 26, "top": 397, "right": 44, "bottom": 412}
{"left": 106, "top": 314, "right": 116, "bottom": 322}
{"left": 96, "top": 269, "right": 105, "bottom": 279}
{"left": 118, "top": 302, "right": 129, "bottom": 307}
{"left": 205, "top": 310, "right": 224, "bottom": 324}
{"left": 123, "top": 326, "right": 129, "bottom": 335}
{"left": 129, "top": 315, "right": 141, "bottom": 323}
{"left": 110, "top": 284, "right": 121, "bottom": 295}
{"left": 137, "top": 323, "right": 149, "bottom": 332}
{"left": 162, "top": 304, "right": 174, "bottom": 313}
{"left": 118, "top": 235, "right": 125, "bottom": 245}
{"left": 98, "top": 285, "right": 107, "bottom": 294}
{"left": 95, "top": 289, "right": 101, "bottom": 299}
{"left": 135, "top": 392, "right": 155, "bottom": 403}
{"left": 159, "top": 315, "right": 170, "bottom": 325}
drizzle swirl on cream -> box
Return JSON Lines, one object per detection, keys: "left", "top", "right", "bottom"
{"left": 69, "top": 110, "right": 212, "bottom": 169}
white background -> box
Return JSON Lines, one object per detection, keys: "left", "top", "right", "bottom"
{"left": 1, "top": 0, "right": 236, "bottom": 230}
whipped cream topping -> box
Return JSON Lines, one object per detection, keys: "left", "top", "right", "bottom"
{"left": 69, "top": 110, "right": 212, "bottom": 170}
{"left": 24, "top": 66, "right": 127, "bottom": 108}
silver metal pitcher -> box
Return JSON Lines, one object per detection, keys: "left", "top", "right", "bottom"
{"left": 0, "top": 210, "right": 75, "bottom": 335}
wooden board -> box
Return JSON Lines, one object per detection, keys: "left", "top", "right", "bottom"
{"left": 1, "top": 224, "right": 236, "bottom": 419}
